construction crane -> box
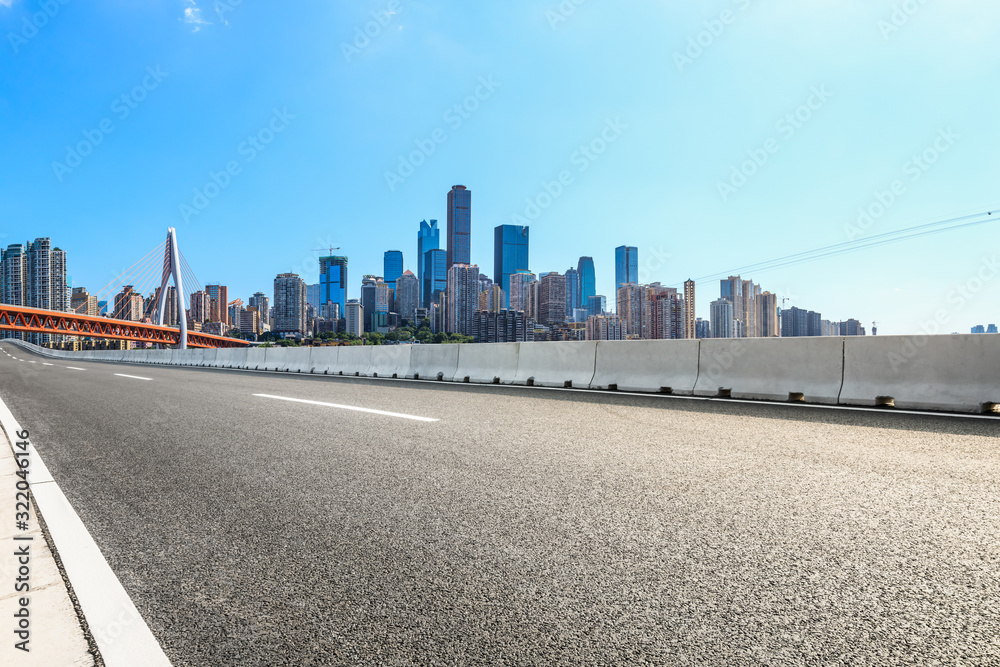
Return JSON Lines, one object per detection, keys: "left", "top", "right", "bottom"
{"left": 313, "top": 245, "right": 341, "bottom": 255}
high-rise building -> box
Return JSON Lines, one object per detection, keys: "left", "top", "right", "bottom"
{"left": 710, "top": 299, "right": 734, "bottom": 339}
{"left": 273, "top": 273, "right": 306, "bottom": 334}
{"left": 564, "top": 267, "right": 580, "bottom": 314}
{"left": 249, "top": 292, "right": 270, "bottom": 325}
{"left": 447, "top": 185, "right": 471, "bottom": 268}
{"left": 206, "top": 285, "right": 229, "bottom": 325}
{"left": 360, "top": 275, "right": 378, "bottom": 333}
{"left": 394, "top": 270, "right": 419, "bottom": 323}
{"left": 446, "top": 263, "right": 479, "bottom": 336}
{"left": 345, "top": 300, "right": 363, "bottom": 336}
{"left": 988, "top": 324, "right": 999, "bottom": 334}
{"left": 151, "top": 286, "right": 178, "bottom": 326}
{"left": 508, "top": 271, "right": 535, "bottom": 313}
{"left": 1, "top": 244, "right": 27, "bottom": 310}
{"left": 586, "top": 294, "right": 606, "bottom": 318}
{"left": 384, "top": 250, "right": 403, "bottom": 289}
{"left": 238, "top": 308, "right": 260, "bottom": 336}
{"left": 757, "top": 292, "right": 779, "bottom": 337}
{"left": 683, "top": 280, "right": 696, "bottom": 340}
{"left": 113, "top": 286, "right": 144, "bottom": 322}
{"left": 614, "top": 245, "right": 638, "bottom": 291}
{"left": 71, "top": 287, "right": 98, "bottom": 317}
{"left": 538, "top": 272, "right": 567, "bottom": 326}
{"left": 478, "top": 285, "right": 506, "bottom": 313}
{"left": 417, "top": 219, "right": 439, "bottom": 307}
{"left": 720, "top": 277, "right": 743, "bottom": 336}
{"left": 616, "top": 283, "right": 647, "bottom": 338}
{"left": 305, "top": 283, "right": 321, "bottom": 310}
{"left": 319, "top": 255, "right": 348, "bottom": 320}
{"left": 473, "top": 309, "right": 533, "bottom": 343}
{"left": 375, "top": 279, "right": 392, "bottom": 316}
{"left": 839, "top": 319, "right": 865, "bottom": 336}
{"left": 695, "top": 318, "right": 711, "bottom": 339}
{"left": 971, "top": 325, "right": 986, "bottom": 334}
{"left": 720, "top": 276, "right": 763, "bottom": 338}
{"left": 585, "top": 315, "right": 625, "bottom": 341}
{"left": 578, "top": 256, "right": 596, "bottom": 306}
{"left": 781, "top": 306, "right": 822, "bottom": 337}
{"left": 649, "top": 285, "right": 685, "bottom": 339}
{"left": 421, "top": 248, "right": 447, "bottom": 309}
{"left": 493, "top": 224, "right": 529, "bottom": 307}
{"left": 189, "top": 291, "right": 210, "bottom": 325}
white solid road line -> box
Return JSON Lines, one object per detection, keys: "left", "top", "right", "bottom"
{"left": 254, "top": 393, "right": 439, "bottom": 422}
{"left": 0, "top": 396, "right": 172, "bottom": 666}
{"left": 66, "top": 367, "right": 85, "bottom": 371}
{"left": 114, "top": 374, "right": 153, "bottom": 381}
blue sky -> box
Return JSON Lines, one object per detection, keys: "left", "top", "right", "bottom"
{"left": 1, "top": 0, "right": 998, "bottom": 333}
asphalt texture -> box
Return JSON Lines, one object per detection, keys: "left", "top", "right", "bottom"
{"left": 1, "top": 341, "right": 998, "bottom": 666}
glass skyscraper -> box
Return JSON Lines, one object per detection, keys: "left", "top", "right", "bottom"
{"left": 447, "top": 185, "right": 471, "bottom": 268}
{"left": 577, "top": 256, "right": 595, "bottom": 305}
{"left": 319, "top": 255, "right": 348, "bottom": 318}
{"left": 383, "top": 250, "right": 403, "bottom": 288}
{"left": 417, "top": 219, "right": 439, "bottom": 306}
{"left": 564, "top": 266, "right": 580, "bottom": 314}
{"left": 421, "top": 248, "right": 447, "bottom": 309}
{"left": 615, "top": 245, "right": 638, "bottom": 290}
{"left": 493, "top": 224, "right": 529, "bottom": 308}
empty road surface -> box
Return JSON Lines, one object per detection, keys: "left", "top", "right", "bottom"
{"left": 1, "top": 341, "right": 997, "bottom": 665}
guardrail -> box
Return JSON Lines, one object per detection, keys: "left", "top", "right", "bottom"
{"left": 6, "top": 336, "right": 999, "bottom": 415}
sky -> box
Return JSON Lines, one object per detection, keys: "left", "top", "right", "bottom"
{"left": 1, "top": 0, "right": 999, "bottom": 334}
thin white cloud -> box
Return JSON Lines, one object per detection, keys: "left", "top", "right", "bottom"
{"left": 182, "top": 0, "right": 211, "bottom": 32}
{"left": 0, "top": 0, "right": 16, "bottom": 8}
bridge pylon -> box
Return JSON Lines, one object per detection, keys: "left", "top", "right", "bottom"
{"left": 154, "top": 228, "right": 188, "bottom": 350}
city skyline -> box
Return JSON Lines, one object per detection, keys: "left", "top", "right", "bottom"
{"left": 3, "top": 3, "right": 1000, "bottom": 333}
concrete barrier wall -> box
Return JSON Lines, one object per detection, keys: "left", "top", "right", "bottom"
{"left": 6, "top": 336, "right": 1000, "bottom": 415}
{"left": 408, "top": 345, "right": 459, "bottom": 381}
{"left": 694, "top": 337, "right": 845, "bottom": 404}
{"left": 368, "top": 345, "right": 412, "bottom": 378}
{"left": 514, "top": 341, "right": 597, "bottom": 388}
{"left": 263, "top": 347, "right": 310, "bottom": 372}
{"left": 455, "top": 343, "right": 519, "bottom": 384}
{"left": 338, "top": 346, "right": 373, "bottom": 376}
{"left": 591, "top": 340, "right": 700, "bottom": 394}
{"left": 309, "top": 347, "right": 340, "bottom": 374}
{"left": 243, "top": 348, "right": 266, "bottom": 370}
{"left": 840, "top": 334, "right": 1000, "bottom": 413}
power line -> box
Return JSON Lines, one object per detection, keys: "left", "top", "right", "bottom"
{"left": 678, "top": 208, "right": 997, "bottom": 288}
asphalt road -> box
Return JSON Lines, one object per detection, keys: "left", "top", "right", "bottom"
{"left": 1, "top": 341, "right": 998, "bottom": 666}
